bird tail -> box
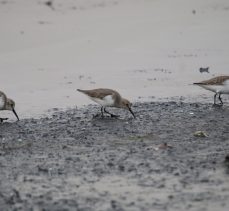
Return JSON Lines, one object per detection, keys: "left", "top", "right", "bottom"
{"left": 77, "top": 89, "right": 84, "bottom": 92}
{"left": 77, "top": 89, "right": 89, "bottom": 95}
{"left": 193, "top": 82, "right": 204, "bottom": 85}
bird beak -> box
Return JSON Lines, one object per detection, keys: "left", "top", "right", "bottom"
{"left": 128, "top": 106, "right": 135, "bottom": 118}
{"left": 12, "top": 108, "right": 19, "bottom": 121}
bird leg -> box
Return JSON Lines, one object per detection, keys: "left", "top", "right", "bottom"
{"left": 93, "top": 107, "right": 104, "bottom": 118}
{"left": 93, "top": 107, "right": 118, "bottom": 118}
{"left": 0, "top": 118, "right": 8, "bottom": 123}
{"left": 104, "top": 108, "right": 119, "bottom": 118}
{"left": 101, "top": 107, "right": 104, "bottom": 117}
{"left": 214, "top": 93, "right": 217, "bottom": 105}
{"left": 213, "top": 93, "right": 223, "bottom": 107}
{"left": 218, "top": 94, "right": 223, "bottom": 105}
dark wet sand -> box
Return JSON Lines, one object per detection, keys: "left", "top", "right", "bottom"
{"left": 0, "top": 102, "right": 229, "bottom": 211}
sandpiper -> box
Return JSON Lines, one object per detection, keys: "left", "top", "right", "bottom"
{"left": 0, "top": 91, "right": 19, "bottom": 122}
{"left": 194, "top": 75, "right": 229, "bottom": 105}
{"left": 77, "top": 88, "right": 135, "bottom": 118}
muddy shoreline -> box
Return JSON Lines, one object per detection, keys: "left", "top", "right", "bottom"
{"left": 0, "top": 101, "right": 229, "bottom": 211}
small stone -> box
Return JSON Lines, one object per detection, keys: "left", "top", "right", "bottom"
{"left": 194, "top": 131, "right": 208, "bottom": 137}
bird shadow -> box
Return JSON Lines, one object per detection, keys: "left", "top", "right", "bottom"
{"left": 212, "top": 104, "right": 224, "bottom": 110}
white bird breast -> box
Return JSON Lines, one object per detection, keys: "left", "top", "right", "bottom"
{"left": 89, "top": 95, "right": 115, "bottom": 107}
{"left": 222, "top": 80, "right": 229, "bottom": 94}
{"left": 0, "top": 96, "right": 5, "bottom": 109}
{"left": 200, "top": 80, "right": 229, "bottom": 94}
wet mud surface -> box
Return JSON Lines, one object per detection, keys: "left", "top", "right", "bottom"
{"left": 0, "top": 102, "right": 229, "bottom": 211}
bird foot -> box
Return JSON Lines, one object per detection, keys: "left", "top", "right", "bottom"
{"left": 93, "top": 113, "right": 119, "bottom": 119}
{"left": 212, "top": 103, "right": 223, "bottom": 108}
{"left": 110, "top": 114, "right": 119, "bottom": 118}
{"left": 0, "top": 118, "right": 8, "bottom": 123}
{"left": 93, "top": 113, "right": 104, "bottom": 118}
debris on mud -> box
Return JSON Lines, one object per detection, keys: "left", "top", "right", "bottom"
{"left": 194, "top": 130, "right": 208, "bottom": 138}
{"left": 0, "top": 102, "right": 228, "bottom": 211}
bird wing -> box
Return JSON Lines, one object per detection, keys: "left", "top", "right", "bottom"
{"left": 77, "top": 88, "right": 120, "bottom": 100}
{"left": 194, "top": 76, "right": 229, "bottom": 86}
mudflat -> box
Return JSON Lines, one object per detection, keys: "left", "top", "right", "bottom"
{"left": 0, "top": 102, "right": 229, "bottom": 211}
{"left": 1, "top": 0, "right": 229, "bottom": 118}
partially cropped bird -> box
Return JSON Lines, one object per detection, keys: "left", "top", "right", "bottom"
{"left": 194, "top": 75, "right": 229, "bottom": 105}
{"left": 0, "top": 90, "right": 19, "bottom": 122}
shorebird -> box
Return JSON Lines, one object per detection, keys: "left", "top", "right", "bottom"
{"left": 194, "top": 75, "right": 229, "bottom": 105}
{"left": 77, "top": 88, "right": 135, "bottom": 118}
{"left": 0, "top": 91, "right": 19, "bottom": 122}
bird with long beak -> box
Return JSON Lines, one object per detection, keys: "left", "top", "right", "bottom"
{"left": 0, "top": 91, "right": 19, "bottom": 122}
{"left": 77, "top": 88, "right": 135, "bottom": 118}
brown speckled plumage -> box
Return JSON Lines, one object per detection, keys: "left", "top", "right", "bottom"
{"left": 77, "top": 88, "right": 135, "bottom": 118}
{"left": 194, "top": 75, "right": 229, "bottom": 105}
{"left": 77, "top": 88, "right": 120, "bottom": 101}
{"left": 194, "top": 76, "right": 229, "bottom": 86}
{"left": 0, "top": 90, "right": 19, "bottom": 121}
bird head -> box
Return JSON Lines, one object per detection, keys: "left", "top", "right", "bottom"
{"left": 6, "top": 98, "right": 19, "bottom": 121}
{"left": 121, "top": 98, "right": 135, "bottom": 118}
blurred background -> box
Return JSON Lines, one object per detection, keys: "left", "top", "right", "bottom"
{"left": 0, "top": 0, "right": 229, "bottom": 118}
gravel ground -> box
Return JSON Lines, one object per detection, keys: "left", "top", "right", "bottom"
{"left": 0, "top": 102, "right": 229, "bottom": 211}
